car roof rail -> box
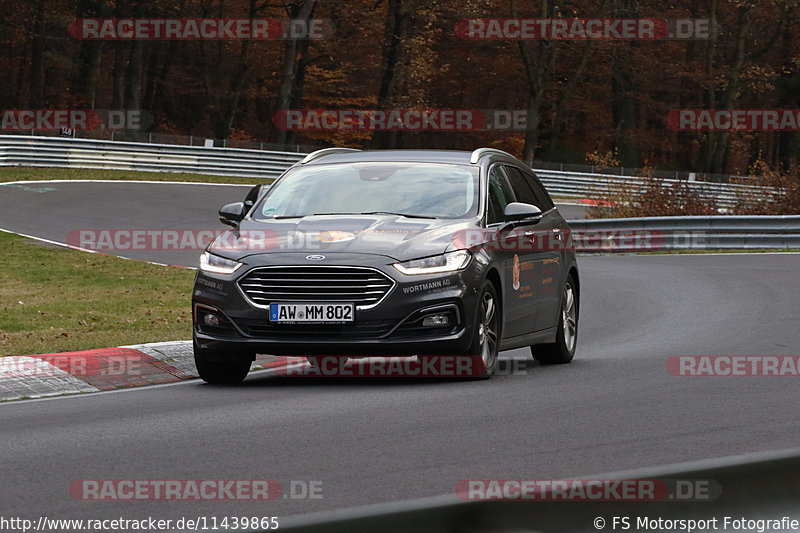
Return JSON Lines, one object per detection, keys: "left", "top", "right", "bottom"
{"left": 469, "top": 148, "right": 516, "bottom": 164}
{"left": 300, "top": 147, "right": 362, "bottom": 164}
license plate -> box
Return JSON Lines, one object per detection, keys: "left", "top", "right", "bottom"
{"left": 269, "top": 303, "right": 355, "bottom": 324}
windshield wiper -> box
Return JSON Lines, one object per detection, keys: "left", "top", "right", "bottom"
{"left": 272, "top": 212, "right": 358, "bottom": 219}
{"left": 359, "top": 211, "right": 437, "bottom": 219}
{"left": 273, "top": 212, "right": 436, "bottom": 219}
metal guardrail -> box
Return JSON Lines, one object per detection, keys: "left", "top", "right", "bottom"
{"left": 537, "top": 169, "right": 772, "bottom": 208}
{"left": 0, "top": 135, "right": 304, "bottom": 179}
{"left": 565, "top": 215, "right": 800, "bottom": 250}
{"left": 9, "top": 128, "right": 322, "bottom": 153}
{"left": 0, "top": 136, "right": 771, "bottom": 206}
{"left": 279, "top": 447, "right": 800, "bottom": 532}
{"left": 531, "top": 159, "right": 754, "bottom": 184}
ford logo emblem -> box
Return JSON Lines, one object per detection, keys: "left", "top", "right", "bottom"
{"left": 306, "top": 255, "right": 325, "bottom": 261}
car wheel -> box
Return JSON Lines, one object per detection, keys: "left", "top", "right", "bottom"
{"left": 532, "top": 274, "right": 578, "bottom": 365}
{"left": 464, "top": 280, "right": 500, "bottom": 378}
{"left": 193, "top": 342, "right": 252, "bottom": 384}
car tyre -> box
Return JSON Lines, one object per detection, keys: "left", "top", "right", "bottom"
{"left": 532, "top": 274, "right": 578, "bottom": 365}
{"left": 194, "top": 342, "right": 251, "bottom": 384}
{"left": 464, "top": 280, "right": 501, "bottom": 379}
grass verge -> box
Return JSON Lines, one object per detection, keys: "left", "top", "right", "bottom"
{"left": 0, "top": 232, "right": 195, "bottom": 356}
{"left": 0, "top": 167, "right": 273, "bottom": 185}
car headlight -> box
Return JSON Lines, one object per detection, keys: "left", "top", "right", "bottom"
{"left": 393, "top": 250, "right": 471, "bottom": 276}
{"left": 199, "top": 251, "right": 243, "bottom": 275}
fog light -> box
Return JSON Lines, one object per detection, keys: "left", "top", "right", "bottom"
{"left": 203, "top": 313, "right": 220, "bottom": 326}
{"left": 422, "top": 314, "right": 450, "bottom": 327}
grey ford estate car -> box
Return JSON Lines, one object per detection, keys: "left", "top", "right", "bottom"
{"left": 192, "top": 148, "right": 579, "bottom": 383}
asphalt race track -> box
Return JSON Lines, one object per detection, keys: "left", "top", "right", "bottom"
{"left": 0, "top": 181, "right": 254, "bottom": 267}
{"left": 1, "top": 181, "right": 799, "bottom": 523}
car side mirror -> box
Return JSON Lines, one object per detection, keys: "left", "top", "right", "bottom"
{"left": 503, "top": 202, "right": 542, "bottom": 223}
{"left": 219, "top": 202, "right": 246, "bottom": 227}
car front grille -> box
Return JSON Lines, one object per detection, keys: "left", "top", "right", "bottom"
{"left": 238, "top": 266, "right": 395, "bottom": 308}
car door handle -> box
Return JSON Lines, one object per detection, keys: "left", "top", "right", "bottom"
{"left": 553, "top": 229, "right": 563, "bottom": 241}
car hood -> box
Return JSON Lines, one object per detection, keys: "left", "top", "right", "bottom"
{"left": 207, "top": 215, "right": 477, "bottom": 262}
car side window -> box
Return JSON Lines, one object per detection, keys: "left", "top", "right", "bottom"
{"left": 526, "top": 171, "right": 555, "bottom": 211}
{"left": 505, "top": 166, "right": 555, "bottom": 211}
{"left": 243, "top": 184, "right": 263, "bottom": 211}
{"left": 487, "top": 166, "right": 516, "bottom": 225}
{"left": 502, "top": 165, "right": 541, "bottom": 208}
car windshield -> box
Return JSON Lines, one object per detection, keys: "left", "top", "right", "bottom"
{"left": 254, "top": 162, "right": 479, "bottom": 220}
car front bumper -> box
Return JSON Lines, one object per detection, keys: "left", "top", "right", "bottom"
{"left": 191, "top": 252, "right": 486, "bottom": 357}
